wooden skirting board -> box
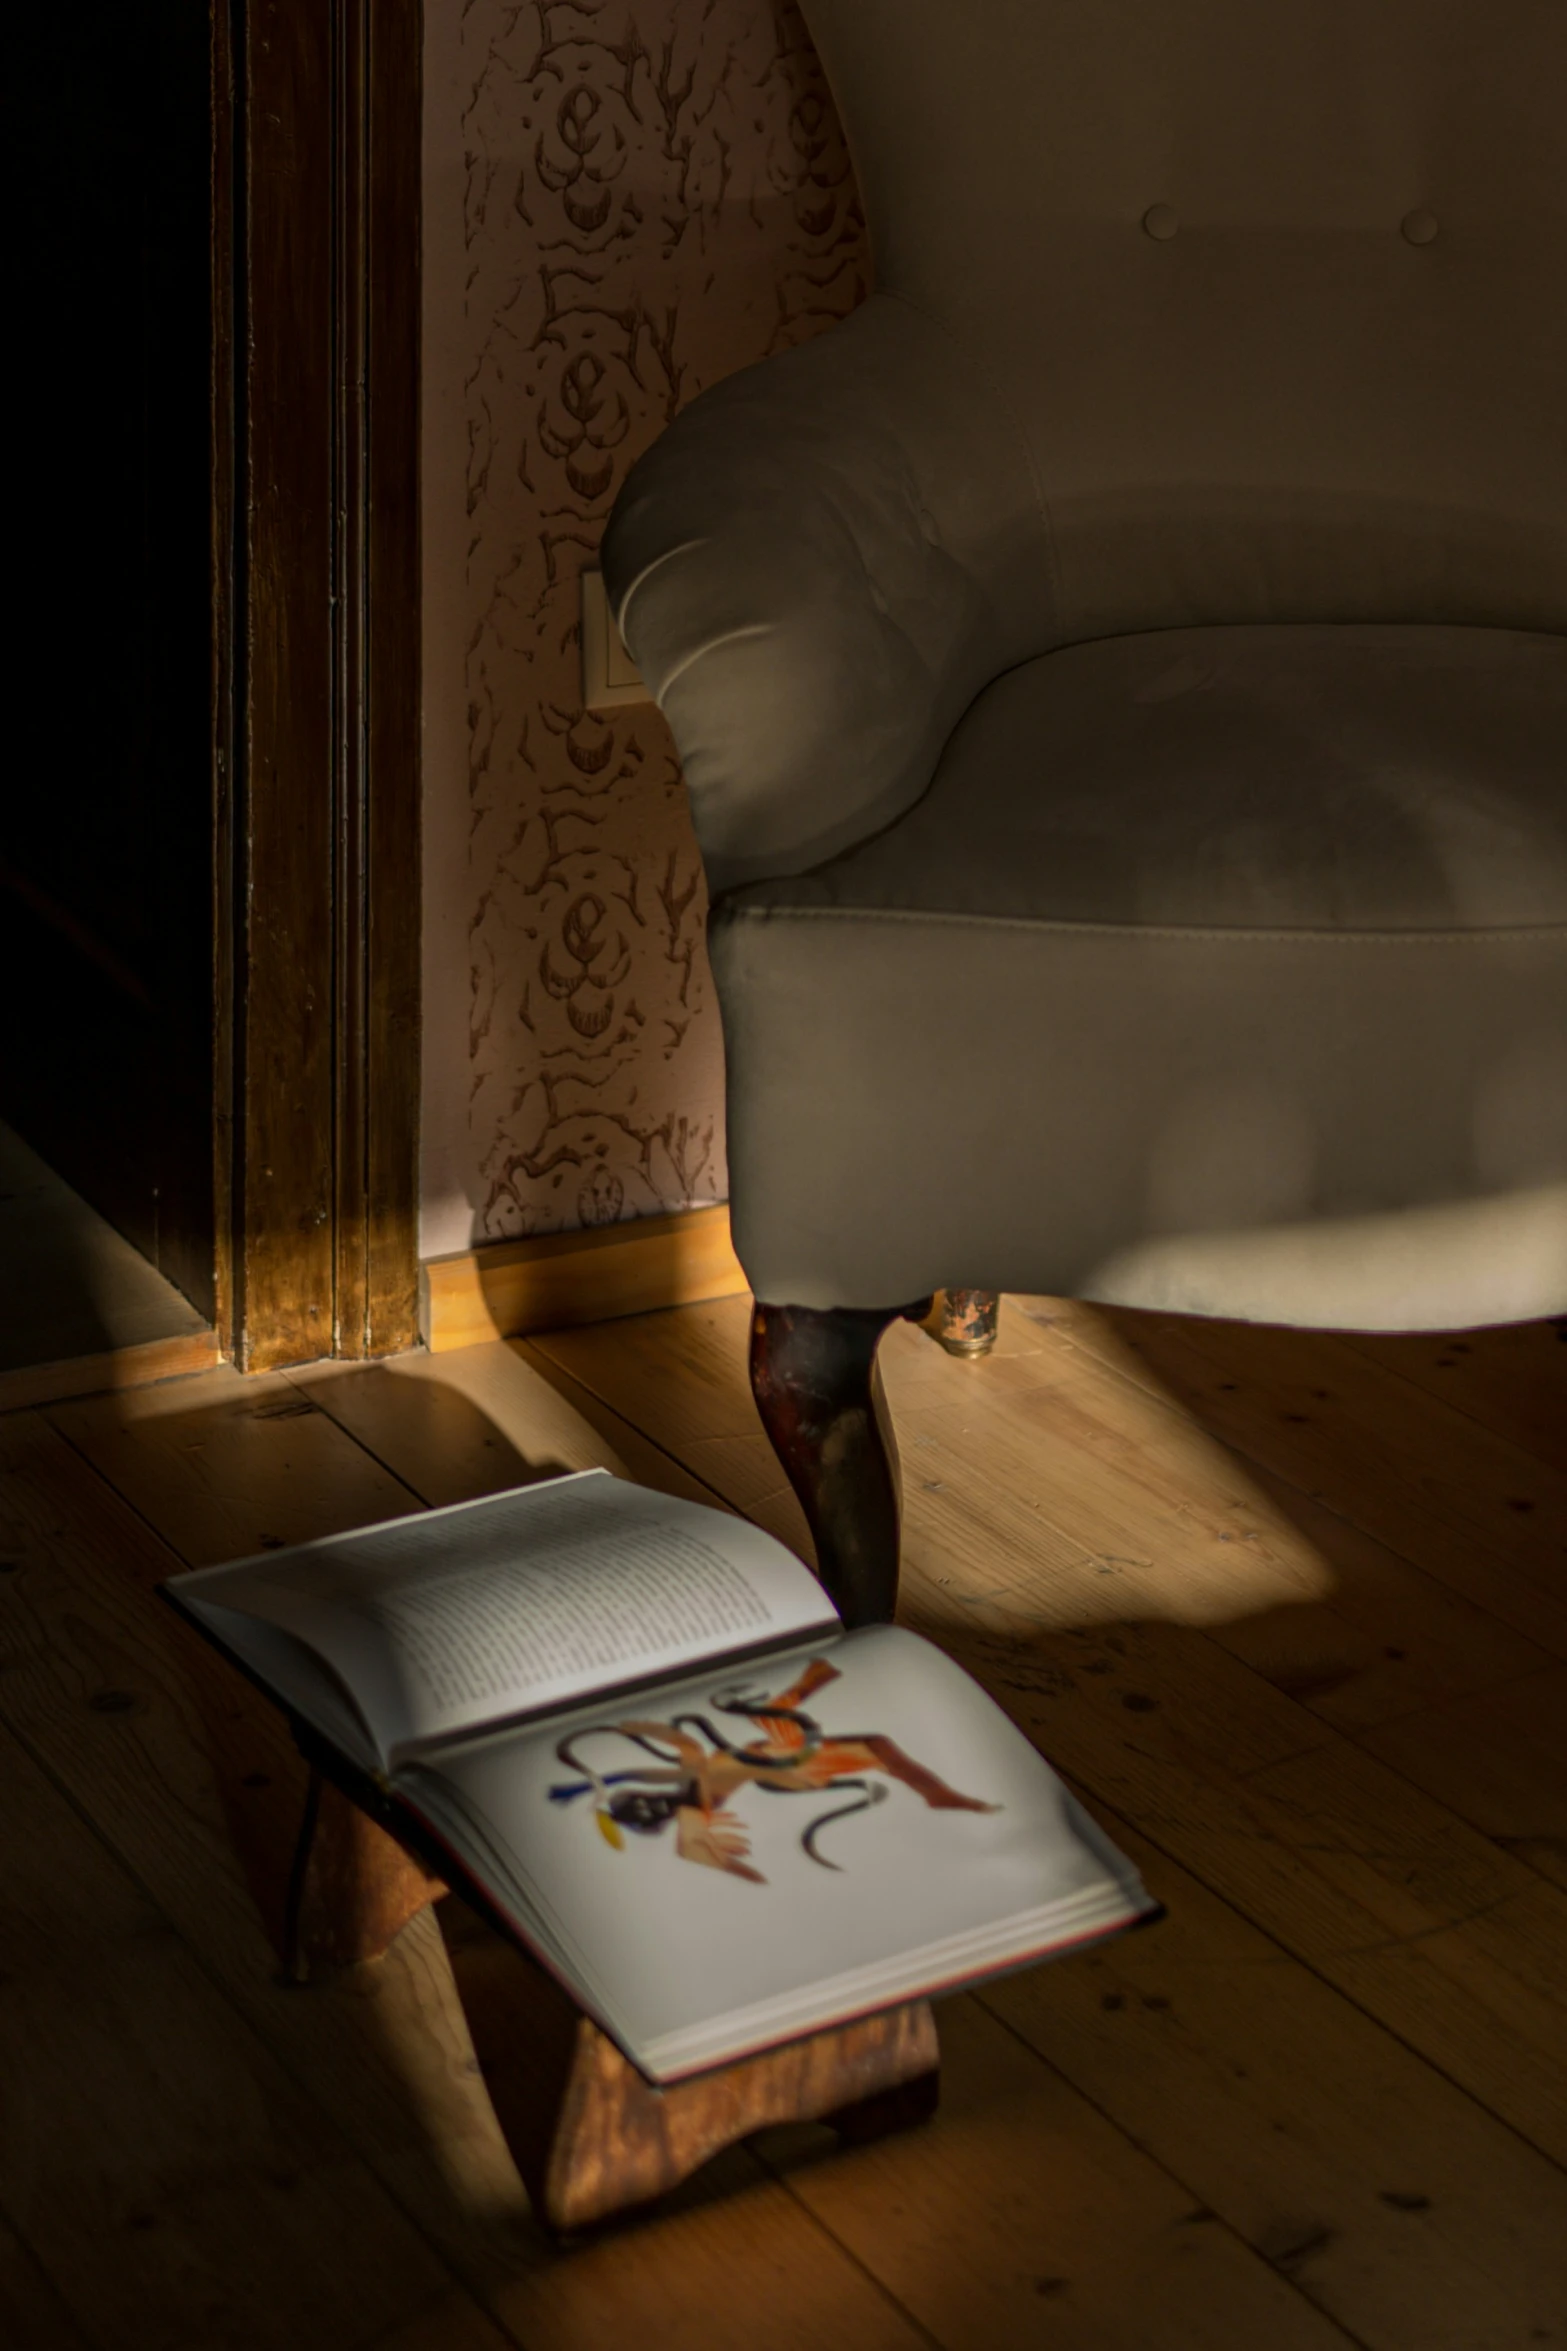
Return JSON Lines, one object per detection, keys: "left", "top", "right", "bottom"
{"left": 421, "top": 1204, "right": 749, "bottom": 1353}
{"left": 0, "top": 1328, "right": 221, "bottom": 1416}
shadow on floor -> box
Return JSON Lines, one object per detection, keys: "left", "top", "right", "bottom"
{"left": 9, "top": 1282, "right": 1565, "bottom": 2334}
{"left": 0, "top": 1119, "right": 208, "bottom": 1376}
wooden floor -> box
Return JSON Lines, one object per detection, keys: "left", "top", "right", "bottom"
{"left": 2, "top": 1293, "right": 1564, "bottom": 2349}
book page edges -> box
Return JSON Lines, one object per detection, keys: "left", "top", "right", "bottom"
{"left": 164, "top": 1577, "right": 842, "bottom": 1784}
{"left": 162, "top": 1586, "right": 387, "bottom": 1777}
{"left": 639, "top": 1882, "right": 1163, "bottom": 2081}
{"left": 162, "top": 1471, "right": 839, "bottom": 1765}
{"left": 394, "top": 1759, "right": 1156, "bottom": 2086}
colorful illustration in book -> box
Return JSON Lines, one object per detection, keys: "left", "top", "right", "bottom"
{"left": 549, "top": 1656, "right": 999, "bottom": 1882}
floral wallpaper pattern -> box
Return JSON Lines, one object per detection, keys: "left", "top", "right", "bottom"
{"left": 421, "top": 0, "right": 866, "bottom": 1253}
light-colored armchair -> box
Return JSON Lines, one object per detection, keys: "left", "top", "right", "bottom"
{"left": 603, "top": 0, "right": 1567, "bottom": 1624}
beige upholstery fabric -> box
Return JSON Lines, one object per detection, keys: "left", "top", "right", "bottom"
{"left": 807, "top": 0, "right": 1566, "bottom": 639}
{"left": 738, "top": 628, "right": 1567, "bottom": 933}
{"left": 607, "top": 297, "right": 1052, "bottom": 892}
{"left": 602, "top": 1, "right": 1567, "bottom": 1328}
{"left": 713, "top": 906, "right": 1566, "bottom": 1325}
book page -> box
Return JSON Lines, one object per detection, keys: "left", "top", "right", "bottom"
{"left": 397, "top": 1624, "right": 1157, "bottom": 2077}
{"left": 166, "top": 1471, "right": 840, "bottom": 1766}
{"left": 182, "top": 1604, "right": 384, "bottom": 1778}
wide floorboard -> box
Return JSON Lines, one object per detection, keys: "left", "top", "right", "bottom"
{"left": 2, "top": 1295, "right": 1563, "bottom": 2348}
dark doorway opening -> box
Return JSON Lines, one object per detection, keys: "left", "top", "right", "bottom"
{"left": 3, "top": 0, "right": 422, "bottom": 1387}
{"left": 5, "top": 2, "right": 217, "bottom": 1324}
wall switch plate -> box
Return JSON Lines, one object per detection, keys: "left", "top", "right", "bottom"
{"left": 580, "top": 565, "right": 651, "bottom": 710}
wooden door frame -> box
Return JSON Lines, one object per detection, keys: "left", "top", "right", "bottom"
{"left": 212, "top": 0, "right": 422, "bottom": 1372}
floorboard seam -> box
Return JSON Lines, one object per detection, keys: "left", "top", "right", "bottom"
{"left": 1334, "top": 1326, "right": 1567, "bottom": 1476}
{"left": 1046, "top": 1327, "right": 1567, "bottom": 1659}
{"left": 0, "top": 1703, "right": 538, "bottom": 2347}
{"left": 1046, "top": 1776, "right": 1567, "bottom": 2186}
{"left": 972, "top": 1992, "right": 1372, "bottom": 2351}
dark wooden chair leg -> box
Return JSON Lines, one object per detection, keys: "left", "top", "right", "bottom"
{"left": 749, "top": 1299, "right": 930, "bottom": 1627}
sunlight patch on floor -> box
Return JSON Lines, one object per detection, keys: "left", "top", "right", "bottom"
{"left": 883, "top": 1298, "right": 1339, "bottom": 1636}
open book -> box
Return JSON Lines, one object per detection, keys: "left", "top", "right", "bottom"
{"left": 166, "top": 1471, "right": 1159, "bottom": 2080}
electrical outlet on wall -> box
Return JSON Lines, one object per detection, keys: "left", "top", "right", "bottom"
{"left": 580, "top": 566, "right": 651, "bottom": 710}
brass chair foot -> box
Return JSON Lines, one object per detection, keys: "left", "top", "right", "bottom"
{"left": 930, "top": 1289, "right": 1000, "bottom": 1357}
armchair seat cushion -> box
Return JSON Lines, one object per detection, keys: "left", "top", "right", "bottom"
{"left": 738, "top": 625, "right": 1567, "bottom": 933}
{"left": 712, "top": 625, "right": 1567, "bottom": 1325}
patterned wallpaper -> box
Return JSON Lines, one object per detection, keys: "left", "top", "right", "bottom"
{"left": 420, "top": 0, "right": 867, "bottom": 1258}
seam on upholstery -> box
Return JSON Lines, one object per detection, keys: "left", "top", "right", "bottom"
{"left": 614, "top": 536, "right": 710, "bottom": 636}
{"left": 656, "top": 622, "right": 774, "bottom": 703}
{"left": 718, "top": 903, "right": 1567, "bottom": 947}
{"left": 962, "top": 617, "right": 1567, "bottom": 660}
{"left": 879, "top": 285, "right": 1064, "bottom": 629}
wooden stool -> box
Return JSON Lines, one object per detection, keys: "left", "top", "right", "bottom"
{"left": 283, "top": 1761, "right": 940, "bottom": 2235}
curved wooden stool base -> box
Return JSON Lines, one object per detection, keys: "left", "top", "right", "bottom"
{"left": 283, "top": 1772, "right": 446, "bottom": 1978}
{"left": 441, "top": 1898, "right": 939, "bottom": 2235}
{"left": 280, "top": 1765, "right": 940, "bottom": 2235}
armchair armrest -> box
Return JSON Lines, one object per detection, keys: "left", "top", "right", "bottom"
{"left": 601, "top": 295, "right": 1055, "bottom": 893}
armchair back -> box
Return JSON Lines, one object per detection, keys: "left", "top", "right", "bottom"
{"left": 804, "top": 0, "right": 1566, "bottom": 637}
